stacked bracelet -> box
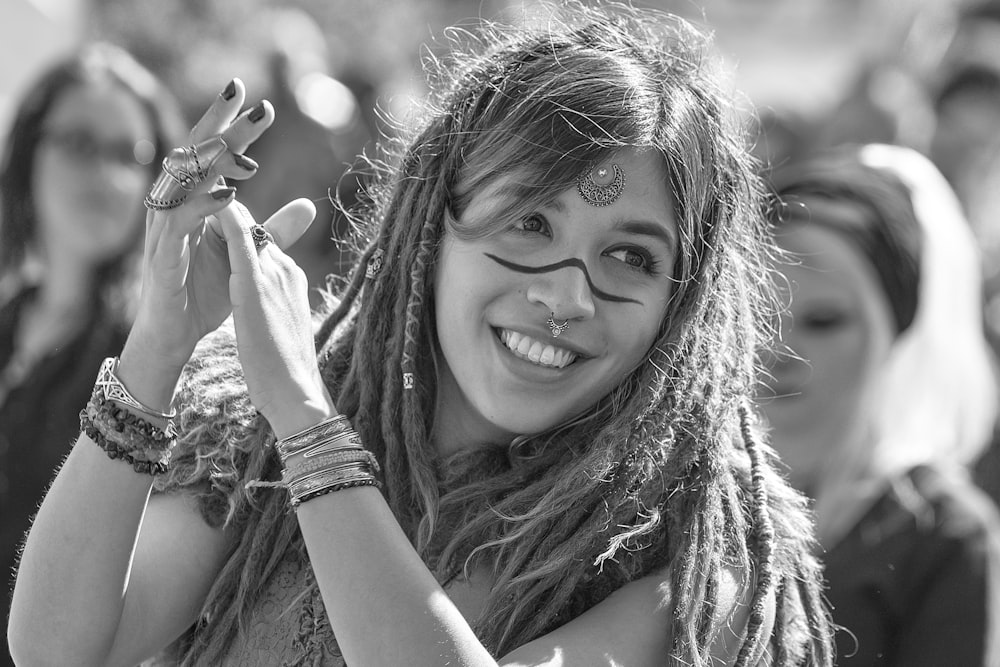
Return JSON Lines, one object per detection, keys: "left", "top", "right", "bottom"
{"left": 80, "top": 357, "right": 177, "bottom": 475}
{"left": 275, "top": 415, "right": 381, "bottom": 507}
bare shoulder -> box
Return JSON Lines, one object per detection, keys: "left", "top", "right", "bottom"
{"left": 499, "top": 563, "right": 774, "bottom": 667}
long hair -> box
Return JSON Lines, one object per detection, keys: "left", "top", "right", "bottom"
{"left": 0, "top": 41, "right": 184, "bottom": 316}
{"left": 163, "top": 4, "right": 833, "bottom": 665}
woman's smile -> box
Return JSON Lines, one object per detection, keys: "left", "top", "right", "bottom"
{"left": 497, "top": 328, "right": 579, "bottom": 369}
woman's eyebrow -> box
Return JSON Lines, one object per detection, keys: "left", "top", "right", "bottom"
{"left": 614, "top": 219, "right": 677, "bottom": 253}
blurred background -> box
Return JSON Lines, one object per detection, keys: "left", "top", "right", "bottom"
{"left": 5, "top": 0, "right": 1000, "bottom": 316}
{"left": 7, "top": 0, "right": 997, "bottom": 325}
{"left": 6, "top": 0, "right": 999, "bottom": 338}
{"left": 0, "top": 0, "right": 975, "bottom": 144}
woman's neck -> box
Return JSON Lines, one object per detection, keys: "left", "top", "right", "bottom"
{"left": 432, "top": 379, "right": 514, "bottom": 457}
{"left": 35, "top": 257, "right": 97, "bottom": 317}
{"left": 14, "top": 255, "right": 97, "bottom": 360}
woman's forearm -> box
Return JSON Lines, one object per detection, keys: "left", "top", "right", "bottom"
{"left": 8, "top": 434, "right": 154, "bottom": 667}
{"left": 9, "top": 348, "right": 182, "bottom": 666}
{"left": 296, "top": 486, "right": 499, "bottom": 667}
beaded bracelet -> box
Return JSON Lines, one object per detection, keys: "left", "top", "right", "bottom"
{"left": 287, "top": 463, "right": 381, "bottom": 508}
{"left": 80, "top": 408, "right": 174, "bottom": 475}
{"left": 80, "top": 361, "right": 178, "bottom": 476}
{"left": 295, "top": 478, "right": 381, "bottom": 506}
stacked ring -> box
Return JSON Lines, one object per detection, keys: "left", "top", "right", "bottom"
{"left": 144, "top": 136, "right": 230, "bottom": 211}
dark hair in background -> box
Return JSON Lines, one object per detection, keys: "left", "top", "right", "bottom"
{"left": 768, "top": 145, "right": 924, "bottom": 335}
{"left": 0, "top": 42, "right": 184, "bottom": 314}
{"left": 160, "top": 3, "right": 834, "bottom": 665}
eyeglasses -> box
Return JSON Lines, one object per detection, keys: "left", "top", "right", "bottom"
{"left": 41, "top": 128, "right": 156, "bottom": 168}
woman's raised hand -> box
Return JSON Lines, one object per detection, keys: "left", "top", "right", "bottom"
{"left": 119, "top": 79, "right": 314, "bottom": 408}
{"left": 212, "top": 199, "right": 331, "bottom": 439}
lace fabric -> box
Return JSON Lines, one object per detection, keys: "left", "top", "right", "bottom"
{"left": 215, "top": 549, "right": 343, "bottom": 667}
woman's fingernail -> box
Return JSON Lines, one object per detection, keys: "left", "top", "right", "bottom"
{"left": 212, "top": 187, "right": 237, "bottom": 200}
{"left": 248, "top": 102, "right": 266, "bottom": 123}
{"left": 221, "top": 79, "right": 236, "bottom": 101}
{"left": 233, "top": 153, "right": 258, "bottom": 171}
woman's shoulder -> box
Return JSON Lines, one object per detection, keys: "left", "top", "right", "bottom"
{"left": 904, "top": 464, "right": 1000, "bottom": 542}
{"left": 502, "top": 561, "right": 775, "bottom": 666}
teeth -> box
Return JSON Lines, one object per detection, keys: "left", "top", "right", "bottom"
{"left": 499, "top": 329, "right": 578, "bottom": 369}
{"left": 539, "top": 346, "right": 555, "bottom": 365}
{"left": 517, "top": 335, "right": 531, "bottom": 356}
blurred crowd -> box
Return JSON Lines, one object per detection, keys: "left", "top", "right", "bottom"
{"left": 4, "top": 0, "right": 1000, "bottom": 664}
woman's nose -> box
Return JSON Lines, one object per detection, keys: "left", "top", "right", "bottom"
{"left": 525, "top": 264, "right": 597, "bottom": 321}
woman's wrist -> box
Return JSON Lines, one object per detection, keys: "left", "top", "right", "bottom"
{"left": 116, "top": 336, "right": 188, "bottom": 418}
{"left": 265, "top": 392, "right": 339, "bottom": 441}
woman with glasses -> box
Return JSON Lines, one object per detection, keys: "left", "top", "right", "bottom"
{"left": 0, "top": 42, "right": 183, "bottom": 665}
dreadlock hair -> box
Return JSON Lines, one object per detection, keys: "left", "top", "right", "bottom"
{"left": 159, "top": 2, "right": 834, "bottom": 664}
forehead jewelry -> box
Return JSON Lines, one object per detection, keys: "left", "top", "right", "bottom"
{"left": 576, "top": 162, "right": 625, "bottom": 207}
{"left": 546, "top": 313, "right": 570, "bottom": 338}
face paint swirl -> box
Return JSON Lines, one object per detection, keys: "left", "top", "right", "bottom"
{"left": 483, "top": 253, "right": 642, "bottom": 305}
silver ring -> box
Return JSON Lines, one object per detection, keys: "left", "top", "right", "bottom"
{"left": 144, "top": 136, "right": 230, "bottom": 211}
{"left": 250, "top": 225, "right": 272, "bottom": 250}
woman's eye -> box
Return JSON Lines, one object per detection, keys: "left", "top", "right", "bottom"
{"left": 800, "top": 310, "right": 849, "bottom": 330}
{"left": 606, "top": 247, "right": 654, "bottom": 272}
{"left": 517, "top": 214, "right": 549, "bottom": 235}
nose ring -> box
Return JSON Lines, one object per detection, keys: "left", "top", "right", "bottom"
{"left": 546, "top": 312, "right": 570, "bottom": 338}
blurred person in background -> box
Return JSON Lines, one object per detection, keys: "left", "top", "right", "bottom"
{"left": 762, "top": 143, "right": 1000, "bottom": 666}
{"left": 239, "top": 7, "right": 377, "bottom": 307}
{"left": 918, "top": 0, "right": 1000, "bottom": 510}
{"left": 749, "top": 107, "right": 815, "bottom": 178}
{"left": 928, "top": 62, "right": 1000, "bottom": 349}
{"left": 0, "top": 41, "right": 183, "bottom": 665}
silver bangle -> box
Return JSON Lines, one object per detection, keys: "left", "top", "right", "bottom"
{"left": 94, "top": 357, "right": 177, "bottom": 420}
{"left": 275, "top": 415, "right": 353, "bottom": 461}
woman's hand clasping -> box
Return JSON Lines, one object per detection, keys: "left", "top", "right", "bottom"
{"left": 214, "top": 200, "right": 332, "bottom": 439}
{"left": 127, "top": 78, "right": 314, "bottom": 377}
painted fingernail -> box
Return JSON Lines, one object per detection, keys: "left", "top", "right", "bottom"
{"left": 212, "top": 187, "right": 237, "bottom": 200}
{"left": 221, "top": 79, "right": 236, "bottom": 101}
{"left": 233, "top": 153, "right": 258, "bottom": 171}
{"left": 248, "top": 102, "right": 266, "bottom": 123}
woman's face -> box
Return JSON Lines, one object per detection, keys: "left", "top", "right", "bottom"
{"left": 32, "top": 80, "right": 155, "bottom": 266}
{"left": 761, "top": 207, "right": 896, "bottom": 488}
{"left": 434, "top": 148, "right": 679, "bottom": 450}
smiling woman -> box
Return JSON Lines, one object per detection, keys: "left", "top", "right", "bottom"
{"left": 8, "top": 4, "right": 833, "bottom": 666}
